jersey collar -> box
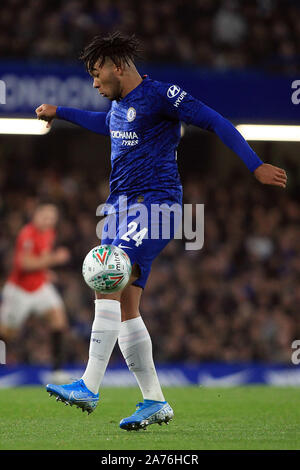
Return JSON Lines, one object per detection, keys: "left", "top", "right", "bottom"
{"left": 119, "top": 75, "right": 149, "bottom": 103}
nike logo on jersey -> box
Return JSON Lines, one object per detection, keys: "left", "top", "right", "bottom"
{"left": 118, "top": 243, "right": 133, "bottom": 250}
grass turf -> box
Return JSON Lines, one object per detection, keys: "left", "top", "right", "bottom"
{"left": 0, "top": 386, "right": 299, "bottom": 450}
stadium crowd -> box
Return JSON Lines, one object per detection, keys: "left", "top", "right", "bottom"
{"left": 0, "top": 134, "right": 299, "bottom": 366}
{"left": 0, "top": 0, "right": 299, "bottom": 73}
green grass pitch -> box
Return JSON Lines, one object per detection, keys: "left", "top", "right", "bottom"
{"left": 0, "top": 386, "right": 300, "bottom": 450}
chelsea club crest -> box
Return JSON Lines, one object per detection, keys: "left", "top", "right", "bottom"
{"left": 127, "top": 107, "right": 136, "bottom": 122}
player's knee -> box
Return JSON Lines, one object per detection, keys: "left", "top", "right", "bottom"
{"left": 0, "top": 325, "right": 18, "bottom": 341}
{"left": 46, "top": 307, "right": 67, "bottom": 330}
{"left": 120, "top": 285, "right": 142, "bottom": 321}
{"left": 95, "top": 291, "right": 122, "bottom": 300}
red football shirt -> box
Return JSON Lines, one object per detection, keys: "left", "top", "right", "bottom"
{"left": 8, "top": 223, "right": 56, "bottom": 292}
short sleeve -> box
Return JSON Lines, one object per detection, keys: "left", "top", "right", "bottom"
{"left": 14, "top": 230, "right": 35, "bottom": 269}
{"left": 17, "top": 232, "right": 34, "bottom": 254}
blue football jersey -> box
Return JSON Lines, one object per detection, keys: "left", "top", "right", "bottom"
{"left": 105, "top": 76, "right": 200, "bottom": 208}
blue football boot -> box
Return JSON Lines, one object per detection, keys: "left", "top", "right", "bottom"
{"left": 46, "top": 379, "right": 99, "bottom": 414}
{"left": 120, "top": 399, "right": 174, "bottom": 431}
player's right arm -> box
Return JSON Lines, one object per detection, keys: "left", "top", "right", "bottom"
{"left": 15, "top": 229, "right": 69, "bottom": 272}
{"left": 20, "top": 247, "right": 70, "bottom": 271}
{"left": 35, "top": 104, "right": 110, "bottom": 136}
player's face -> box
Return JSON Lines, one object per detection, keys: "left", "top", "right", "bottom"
{"left": 34, "top": 205, "right": 58, "bottom": 231}
{"left": 90, "top": 58, "right": 122, "bottom": 101}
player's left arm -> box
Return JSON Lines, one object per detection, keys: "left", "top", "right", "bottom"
{"left": 159, "top": 85, "right": 287, "bottom": 188}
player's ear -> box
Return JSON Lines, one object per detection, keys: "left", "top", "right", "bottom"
{"left": 115, "top": 63, "right": 125, "bottom": 76}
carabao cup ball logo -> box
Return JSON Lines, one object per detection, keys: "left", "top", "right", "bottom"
{"left": 167, "top": 85, "right": 180, "bottom": 99}
{"left": 127, "top": 107, "right": 136, "bottom": 122}
{"left": 82, "top": 245, "right": 132, "bottom": 293}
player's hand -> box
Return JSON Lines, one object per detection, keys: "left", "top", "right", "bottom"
{"left": 254, "top": 163, "right": 287, "bottom": 188}
{"left": 35, "top": 104, "right": 58, "bottom": 129}
{"left": 53, "top": 247, "right": 71, "bottom": 265}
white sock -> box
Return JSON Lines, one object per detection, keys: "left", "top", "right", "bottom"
{"left": 81, "top": 299, "right": 121, "bottom": 394}
{"left": 118, "top": 316, "right": 165, "bottom": 402}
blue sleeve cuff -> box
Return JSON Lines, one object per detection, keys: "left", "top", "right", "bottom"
{"left": 56, "top": 106, "right": 65, "bottom": 119}
{"left": 249, "top": 159, "right": 263, "bottom": 173}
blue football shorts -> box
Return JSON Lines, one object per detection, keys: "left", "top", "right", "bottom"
{"left": 101, "top": 198, "right": 182, "bottom": 289}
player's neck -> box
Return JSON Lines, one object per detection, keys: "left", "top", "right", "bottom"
{"left": 120, "top": 72, "right": 143, "bottom": 99}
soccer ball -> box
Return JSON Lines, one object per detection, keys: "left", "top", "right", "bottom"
{"left": 82, "top": 245, "right": 132, "bottom": 293}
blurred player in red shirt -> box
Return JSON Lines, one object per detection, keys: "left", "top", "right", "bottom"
{"left": 0, "top": 203, "right": 70, "bottom": 382}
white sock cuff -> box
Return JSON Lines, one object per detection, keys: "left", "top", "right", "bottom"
{"left": 95, "top": 298, "right": 121, "bottom": 310}
{"left": 119, "top": 316, "right": 150, "bottom": 347}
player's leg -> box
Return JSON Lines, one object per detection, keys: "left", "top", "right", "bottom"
{"left": 117, "top": 282, "right": 173, "bottom": 430}
{"left": 83, "top": 208, "right": 142, "bottom": 390}
{"left": 115, "top": 203, "right": 181, "bottom": 429}
{"left": 80, "top": 263, "right": 140, "bottom": 394}
{"left": 45, "top": 305, "right": 68, "bottom": 381}
{"left": 32, "top": 283, "right": 68, "bottom": 381}
{"left": 46, "top": 264, "right": 140, "bottom": 413}
{"left": 120, "top": 283, "right": 141, "bottom": 319}
{"left": 119, "top": 284, "right": 165, "bottom": 400}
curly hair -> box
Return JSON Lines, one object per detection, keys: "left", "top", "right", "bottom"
{"left": 79, "top": 31, "right": 142, "bottom": 71}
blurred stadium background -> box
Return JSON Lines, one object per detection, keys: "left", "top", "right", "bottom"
{"left": 0, "top": 0, "right": 300, "bottom": 387}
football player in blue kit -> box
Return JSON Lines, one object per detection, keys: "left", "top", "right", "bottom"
{"left": 36, "top": 32, "right": 287, "bottom": 431}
